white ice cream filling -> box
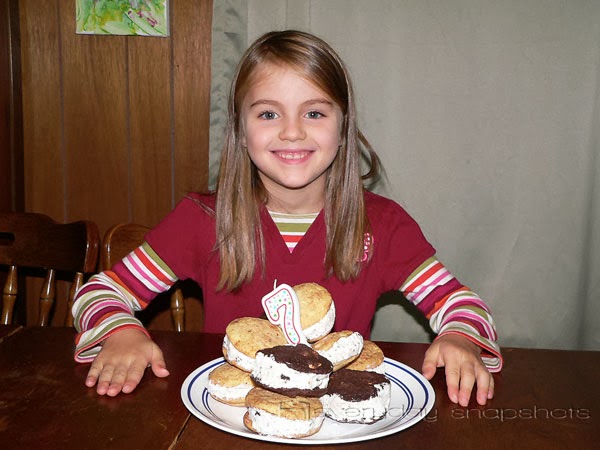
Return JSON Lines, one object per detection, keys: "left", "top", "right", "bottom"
{"left": 252, "top": 352, "right": 330, "bottom": 391}
{"left": 321, "top": 382, "right": 391, "bottom": 423}
{"left": 247, "top": 407, "right": 324, "bottom": 438}
{"left": 207, "top": 379, "right": 254, "bottom": 402}
{"left": 222, "top": 335, "right": 256, "bottom": 372}
{"left": 316, "top": 332, "right": 364, "bottom": 366}
{"left": 303, "top": 302, "right": 336, "bottom": 341}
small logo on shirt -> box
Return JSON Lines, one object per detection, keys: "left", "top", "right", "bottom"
{"left": 360, "top": 233, "right": 373, "bottom": 262}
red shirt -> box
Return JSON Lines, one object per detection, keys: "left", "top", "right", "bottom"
{"left": 145, "top": 191, "right": 435, "bottom": 337}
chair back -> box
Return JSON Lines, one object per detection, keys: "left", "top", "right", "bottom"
{"left": 102, "top": 223, "right": 186, "bottom": 332}
{"left": 0, "top": 212, "right": 100, "bottom": 326}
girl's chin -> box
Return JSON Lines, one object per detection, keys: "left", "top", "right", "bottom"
{"left": 259, "top": 170, "right": 327, "bottom": 193}
{"left": 264, "top": 177, "right": 320, "bottom": 192}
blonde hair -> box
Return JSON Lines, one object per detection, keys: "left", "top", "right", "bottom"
{"left": 215, "top": 30, "right": 380, "bottom": 291}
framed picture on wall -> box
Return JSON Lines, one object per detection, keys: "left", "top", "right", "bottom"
{"left": 76, "top": 0, "right": 169, "bottom": 37}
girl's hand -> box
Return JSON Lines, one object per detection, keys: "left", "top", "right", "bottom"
{"left": 422, "top": 333, "right": 494, "bottom": 407}
{"left": 84, "top": 328, "right": 170, "bottom": 396}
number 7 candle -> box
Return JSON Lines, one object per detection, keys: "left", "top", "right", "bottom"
{"left": 261, "top": 282, "right": 308, "bottom": 345}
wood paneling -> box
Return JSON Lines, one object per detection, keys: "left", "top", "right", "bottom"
{"left": 128, "top": 35, "right": 173, "bottom": 225}
{"left": 172, "top": 0, "right": 212, "bottom": 200}
{"left": 0, "top": 0, "right": 11, "bottom": 211}
{"left": 14, "top": 0, "right": 213, "bottom": 329}
{"left": 0, "top": 0, "right": 23, "bottom": 213}
{"left": 62, "top": 13, "right": 131, "bottom": 229}
{"left": 20, "top": 0, "right": 63, "bottom": 220}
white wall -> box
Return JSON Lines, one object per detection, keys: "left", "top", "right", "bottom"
{"left": 211, "top": 0, "right": 600, "bottom": 350}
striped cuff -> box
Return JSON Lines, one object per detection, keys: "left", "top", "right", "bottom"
{"left": 436, "top": 327, "right": 503, "bottom": 373}
{"left": 74, "top": 313, "right": 149, "bottom": 363}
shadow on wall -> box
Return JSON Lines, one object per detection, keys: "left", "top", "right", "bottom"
{"left": 372, "top": 291, "right": 436, "bottom": 342}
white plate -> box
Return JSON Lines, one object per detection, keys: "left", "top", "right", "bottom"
{"left": 181, "top": 357, "right": 435, "bottom": 445}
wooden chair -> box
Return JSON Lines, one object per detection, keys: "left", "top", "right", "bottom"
{"left": 102, "top": 223, "right": 186, "bottom": 332}
{"left": 0, "top": 212, "right": 100, "bottom": 326}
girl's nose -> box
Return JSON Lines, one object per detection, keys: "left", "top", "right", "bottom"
{"left": 279, "top": 117, "right": 306, "bottom": 141}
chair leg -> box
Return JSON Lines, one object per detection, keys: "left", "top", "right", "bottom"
{"left": 66, "top": 273, "right": 84, "bottom": 327}
{"left": 38, "top": 269, "right": 56, "bottom": 327}
{"left": 1, "top": 265, "right": 17, "bottom": 325}
{"left": 170, "top": 288, "right": 185, "bottom": 332}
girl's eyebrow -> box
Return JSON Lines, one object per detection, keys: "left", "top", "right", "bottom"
{"left": 248, "top": 98, "right": 334, "bottom": 108}
{"left": 304, "top": 98, "right": 335, "bottom": 107}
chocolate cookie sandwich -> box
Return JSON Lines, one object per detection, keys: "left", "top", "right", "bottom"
{"left": 244, "top": 387, "right": 324, "bottom": 438}
{"left": 251, "top": 344, "right": 333, "bottom": 397}
{"left": 321, "top": 368, "right": 391, "bottom": 424}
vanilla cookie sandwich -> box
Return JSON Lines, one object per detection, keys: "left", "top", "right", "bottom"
{"left": 294, "top": 283, "right": 336, "bottom": 342}
{"left": 244, "top": 387, "right": 325, "bottom": 438}
{"left": 321, "top": 368, "right": 391, "bottom": 424}
{"left": 312, "top": 330, "right": 364, "bottom": 371}
{"left": 251, "top": 343, "right": 333, "bottom": 397}
{"left": 345, "top": 340, "right": 386, "bottom": 374}
{"left": 222, "top": 317, "right": 288, "bottom": 372}
{"left": 207, "top": 362, "right": 256, "bottom": 406}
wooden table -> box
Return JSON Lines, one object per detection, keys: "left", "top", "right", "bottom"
{"left": 0, "top": 326, "right": 597, "bottom": 449}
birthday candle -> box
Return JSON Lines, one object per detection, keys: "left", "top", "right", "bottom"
{"left": 261, "top": 282, "right": 308, "bottom": 345}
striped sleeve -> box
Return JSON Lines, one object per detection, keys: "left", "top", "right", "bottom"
{"left": 72, "top": 241, "right": 178, "bottom": 363}
{"left": 400, "top": 257, "right": 503, "bottom": 372}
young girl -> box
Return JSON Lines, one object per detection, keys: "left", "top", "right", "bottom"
{"left": 72, "top": 30, "right": 502, "bottom": 407}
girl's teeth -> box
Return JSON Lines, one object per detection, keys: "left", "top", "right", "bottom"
{"left": 279, "top": 152, "right": 306, "bottom": 160}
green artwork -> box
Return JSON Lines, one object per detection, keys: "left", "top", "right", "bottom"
{"left": 76, "top": 0, "right": 169, "bottom": 37}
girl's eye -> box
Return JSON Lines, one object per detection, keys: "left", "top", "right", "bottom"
{"left": 306, "top": 111, "right": 324, "bottom": 119}
{"left": 259, "top": 111, "right": 278, "bottom": 120}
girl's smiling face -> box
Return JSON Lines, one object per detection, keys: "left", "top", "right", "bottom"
{"left": 240, "top": 63, "right": 344, "bottom": 211}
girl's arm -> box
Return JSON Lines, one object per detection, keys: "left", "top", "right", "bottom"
{"left": 72, "top": 241, "right": 179, "bottom": 363}
{"left": 400, "top": 256, "right": 503, "bottom": 371}
{"left": 400, "top": 256, "right": 502, "bottom": 406}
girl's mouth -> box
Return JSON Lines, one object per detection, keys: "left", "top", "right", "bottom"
{"left": 272, "top": 150, "right": 312, "bottom": 161}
